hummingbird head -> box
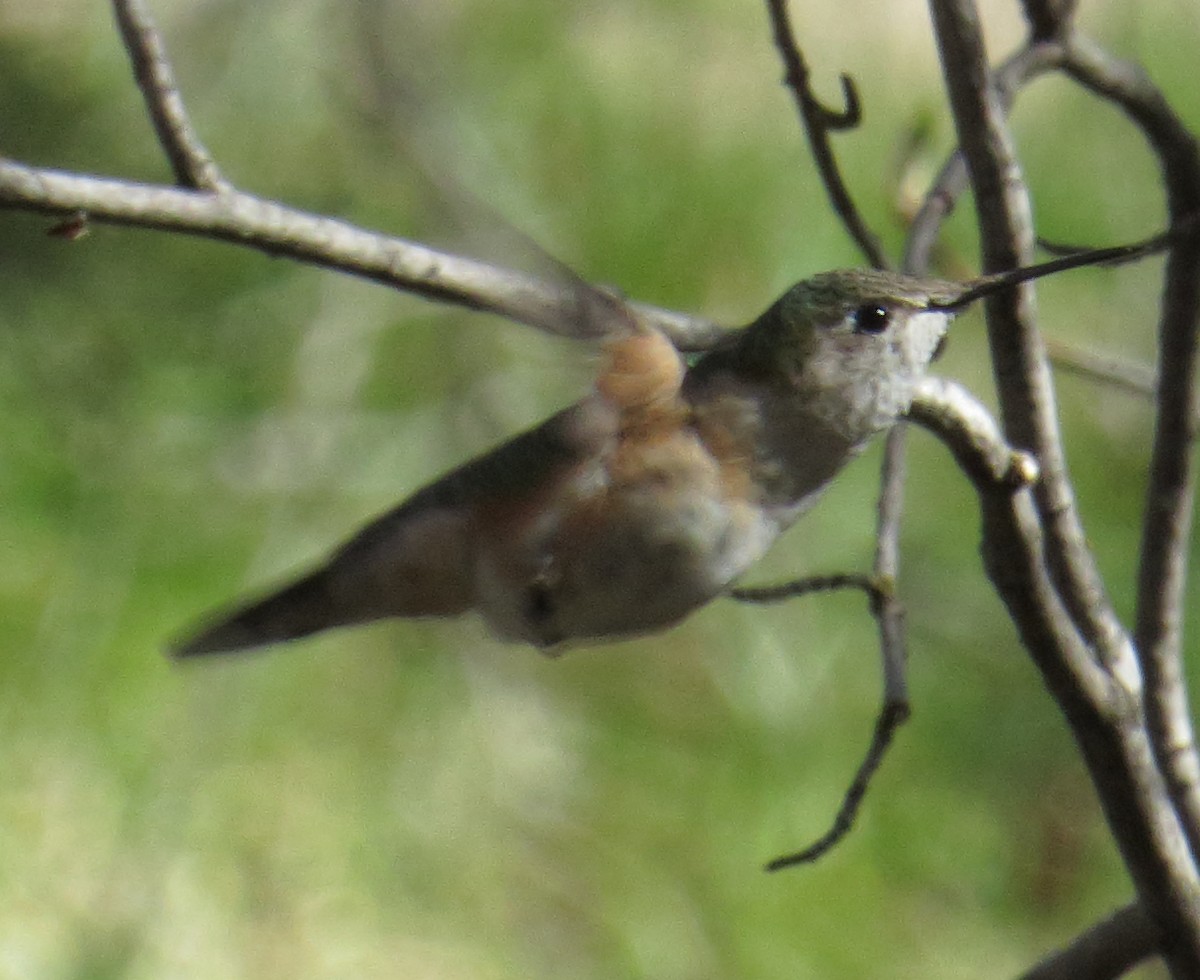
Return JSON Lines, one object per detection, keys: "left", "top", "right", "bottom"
{"left": 741, "top": 268, "right": 962, "bottom": 438}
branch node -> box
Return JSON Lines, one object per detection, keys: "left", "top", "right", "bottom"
{"left": 1006, "top": 450, "right": 1041, "bottom": 488}
{"left": 46, "top": 210, "right": 90, "bottom": 240}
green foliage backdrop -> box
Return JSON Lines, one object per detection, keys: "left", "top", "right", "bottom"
{"left": 1, "top": 0, "right": 1198, "bottom": 976}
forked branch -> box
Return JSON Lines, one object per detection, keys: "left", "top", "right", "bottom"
{"left": 1063, "top": 33, "right": 1200, "bottom": 864}
{"left": 112, "top": 0, "right": 227, "bottom": 191}
{"left": 929, "top": 0, "right": 1200, "bottom": 973}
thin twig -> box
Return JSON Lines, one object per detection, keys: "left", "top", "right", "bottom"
{"left": 745, "top": 518, "right": 910, "bottom": 869}
{"left": 759, "top": 0, "right": 911, "bottom": 867}
{"left": 730, "top": 573, "right": 876, "bottom": 604}
{"left": 763, "top": 0, "right": 889, "bottom": 269}
{"left": 1045, "top": 338, "right": 1157, "bottom": 400}
{"left": 0, "top": 160, "right": 724, "bottom": 351}
{"left": 732, "top": 573, "right": 910, "bottom": 866}
{"left": 111, "top": 0, "right": 228, "bottom": 192}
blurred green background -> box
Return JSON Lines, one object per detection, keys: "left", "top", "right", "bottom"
{"left": 1, "top": 0, "right": 1198, "bottom": 977}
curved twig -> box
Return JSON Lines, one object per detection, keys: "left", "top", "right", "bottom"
{"left": 907, "top": 378, "right": 1042, "bottom": 504}
{"left": 732, "top": 573, "right": 909, "bottom": 867}
{"left": 820, "top": 74, "right": 863, "bottom": 130}
{"left": 766, "top": 700, "right": 909, "bottom": 870}
{"left": 763, "top": 0, "right": 889, "bottom": 269}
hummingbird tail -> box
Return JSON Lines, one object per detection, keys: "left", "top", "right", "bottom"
{"left": 172, "top": 569, "right": 363, "bottom": 657}
{"left": 173, "top": 505, "right": 479, "bottom": 656}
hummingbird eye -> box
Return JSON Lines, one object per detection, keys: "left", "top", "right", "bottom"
{"left": 851, "top": 302, "right": 892, "bottom": 334}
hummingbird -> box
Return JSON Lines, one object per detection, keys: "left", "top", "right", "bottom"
{"left": 174, "top": 229, "right": 1181, "bottom": 656}
{"left": 175, "top": 268, "right": 963, "bottom": 655}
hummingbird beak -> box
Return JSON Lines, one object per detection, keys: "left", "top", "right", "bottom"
{"left": 926, "top": 216, "right": 1199, "bottom": 315}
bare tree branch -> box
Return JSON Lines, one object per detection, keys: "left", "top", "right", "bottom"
{"left": 928, "top": 2, "right": 1200, "bottom": 971}
{"left": 0, "top": 2, "right": 731, "bottom": 353}
{"left": 749, "top": 0, "right": 915, "bottom": 864}
{"left": 911, "top": 376, "right": 1200, "bottom": 976}
{"left": 763, "top": 0, "right": 889, "bottom": 269}
{"left": 1063, "top": 32, "right": 1200, "bottom": 863}
{"left": 909, "top": 377, "right": 1040, "bottom": 492}
{"left": 769, "top": 0, "right": 915, "bottom": 837}
{"left": 730, "top": 436, "right": 914, "bottom": 869}
{"left": 904, "top": 8, "right": 1200, "bottom": 912}
{"left": 733, "top": 421, "right": 916, "bottom": 869}
{"left": 900, "top": 24, "right": 1173, "bottom": 435}
{"left": 930, "top": 0, "right": 1131, "bottom": 671}
{"left": 0, "top": 159, "right": 724, "bottom": 350}
{"left": 111, "top": 0, "right": 228, "bottom": 192}
{"left": 763, "top": 434, "right": 912, "bottom": 863}
{"left": 908, "top": 376, "right": 1142, "bottom": 872}
{"left": 871, "top": 425, "right": 911, "bottom": 721}
{"left": 1020, "top": 902, "right": 1157, "bottom": 980}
